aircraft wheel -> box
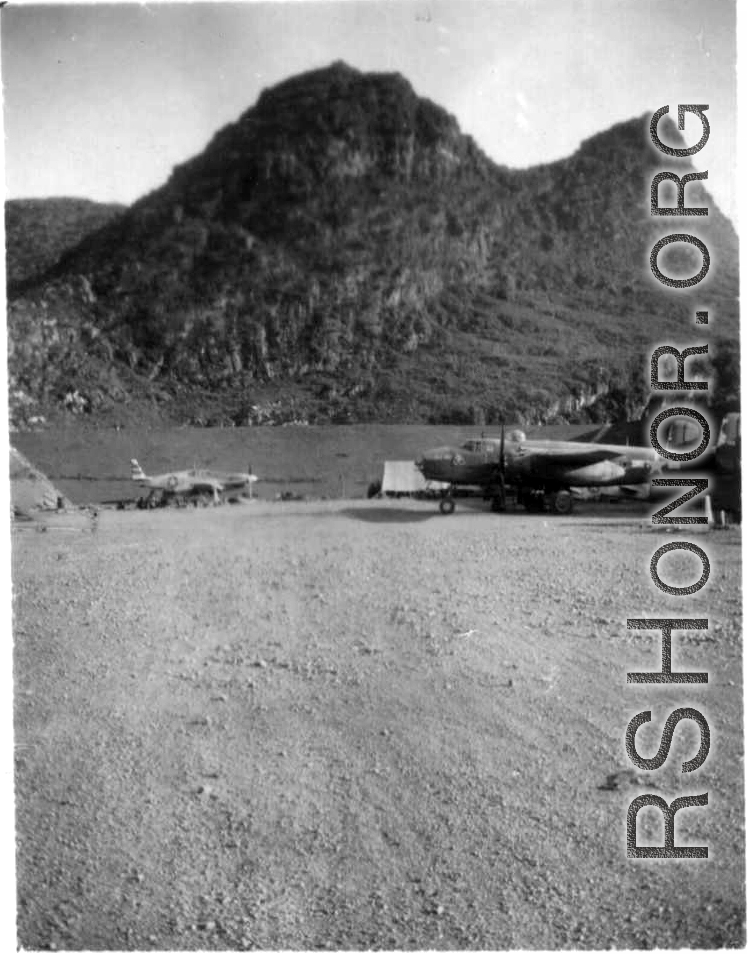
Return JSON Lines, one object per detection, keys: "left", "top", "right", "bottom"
{"left": 439, "top": 496, "right": 456, "bottom": 515}
{"left": 551, "top": 490, "right": 573, "bottom": 515}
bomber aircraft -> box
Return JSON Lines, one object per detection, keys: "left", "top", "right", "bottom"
{"left": 131, "top": 459, "right": 257, "bottom": 507}
{"left": 416, "top": 427, "right": 661, "bottom": 514}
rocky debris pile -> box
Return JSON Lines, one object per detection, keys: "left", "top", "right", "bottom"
{"left": 9, "top": 446, "right": 71, "bottom": 513}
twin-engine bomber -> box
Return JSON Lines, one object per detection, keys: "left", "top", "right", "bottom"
{"left": 416, "top": 428, "right": 662, "bottom": 515}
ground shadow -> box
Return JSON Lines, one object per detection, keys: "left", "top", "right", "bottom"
{"left": 341, "top": 507, "right": 436, "bottom": 524}
{"left": 343, "top": 500, "right": 659, "bottom": 525}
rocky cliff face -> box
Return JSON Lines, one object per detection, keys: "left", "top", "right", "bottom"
{"left": 7, "top": 62, "right": 739, "bottom": 427}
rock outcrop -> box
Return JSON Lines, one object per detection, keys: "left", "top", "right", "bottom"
{"left": 7, "top": 62, "right": 739, "bottom": 427}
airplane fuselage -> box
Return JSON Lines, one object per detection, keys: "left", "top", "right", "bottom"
{"left": 417, "top": 433, "right": 660, "bottom": 494}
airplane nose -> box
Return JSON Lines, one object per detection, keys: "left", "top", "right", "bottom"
{"left": 418, "top": 448, "right": 463, "bottom": 476}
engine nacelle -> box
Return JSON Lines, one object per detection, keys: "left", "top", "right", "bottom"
{"left": 563, "top": 459, "right": 627, "bottom": 486}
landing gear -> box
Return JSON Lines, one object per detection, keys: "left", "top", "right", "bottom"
{"left": 549, "top": 489, "right": 573, "bottom": 515}
{"left": 519, "top": 488, "right": 545, "bottom": 512}
{"left": 489, "top": 476, "right": 506, "bottom": 512}
{"left": 517, "top": 487, "right": 573, "bottom": 514}
{"left": 439, "top": 495, "right": 456, "bottom": 515}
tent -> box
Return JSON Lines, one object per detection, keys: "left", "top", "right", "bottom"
{"left": 380, "top": 461, "right": 449, "bottom": 496}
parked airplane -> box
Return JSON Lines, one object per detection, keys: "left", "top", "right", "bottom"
{"left": 416, "top": 427, "right": 661, "bottom": 514}
{"left": 130, "top": 459, "right": 257, "bottom": 507}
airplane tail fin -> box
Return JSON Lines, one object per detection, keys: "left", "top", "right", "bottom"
{"left": 130, "top": 458, "right": 147, "bottom": 481}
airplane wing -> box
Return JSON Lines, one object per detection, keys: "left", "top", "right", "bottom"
{"left": 184, "top": 478, "right": 224, "bottom": 493}
{"left": 511, "top": 442, "right": 655, "bottom": 488}
{"left": 521, "top": 446, "right": 629, "bottom": 467}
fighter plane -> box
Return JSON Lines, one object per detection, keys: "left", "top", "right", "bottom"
{"left": 130, "top": 459, "right": 258, "bottom": 507}
{"left": 416, "top": 427, "right": 661, "bottom": 514}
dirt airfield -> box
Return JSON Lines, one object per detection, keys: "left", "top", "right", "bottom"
{"left": 13, "top": 498, "right": 744, "bottom": 949}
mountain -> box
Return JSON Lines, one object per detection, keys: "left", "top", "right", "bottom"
{"left": 6, "top": 62, "right": 739, "bottom": 428}
{"left": 5, "top": 197, "right": 125, "bottom": 286}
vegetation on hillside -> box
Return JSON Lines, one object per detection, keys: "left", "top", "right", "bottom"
{"left": 6, "top": 63, "right": 739, "bottom": 428}
{"left": 5, "top": 197, "right": 124, "bottom": 286}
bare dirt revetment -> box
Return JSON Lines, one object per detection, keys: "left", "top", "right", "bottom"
{"left": 13, "top": 502, "right": 744, "bottom": 949}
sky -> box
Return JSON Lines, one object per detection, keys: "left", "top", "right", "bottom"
{"left": 0, "top": 0, "right": 740, "bottom": 224}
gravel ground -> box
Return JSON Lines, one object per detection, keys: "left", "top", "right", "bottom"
{"left": 13, "top": 500, "right": 744, "bottom": 949}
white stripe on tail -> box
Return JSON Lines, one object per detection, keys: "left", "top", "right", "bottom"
{"left": 130, "top": 459, "right": 147, "bottom": 481}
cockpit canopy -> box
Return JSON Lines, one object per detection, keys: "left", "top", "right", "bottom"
{"left": 460, "top": 430, "right": 526, "bottom": 454}
{"left": 460, "top": 439, "right": 493, "bottom": 453}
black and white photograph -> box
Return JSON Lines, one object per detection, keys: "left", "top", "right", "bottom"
{"left": 3, "top": 0, "right": 742, "bottom": 949}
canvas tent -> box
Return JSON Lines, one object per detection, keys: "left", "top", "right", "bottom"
{"left": 380, "top": 461, "right": 449, "bottom": 496}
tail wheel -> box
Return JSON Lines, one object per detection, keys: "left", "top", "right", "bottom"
{"left": 439, "top": 496, "right": 456, "bottom": 515}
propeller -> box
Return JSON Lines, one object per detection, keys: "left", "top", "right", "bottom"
{"left": 494, "top": 418, "right": 507, "bottom": 512}
{"left": 499, "top": 419, "right": 506, "bottom": 479}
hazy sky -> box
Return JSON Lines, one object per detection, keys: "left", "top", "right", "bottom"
{"left": 0, "top": 0, "right": 739, "bottom": 223}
